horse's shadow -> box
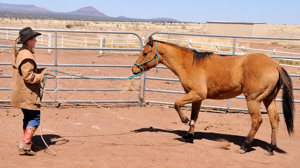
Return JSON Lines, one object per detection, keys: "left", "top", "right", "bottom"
{"left": 133, "top": 127, "right": 286, "bottom": 154}
{"left": 32, "top": 134, "right": 69, "bottom": 152}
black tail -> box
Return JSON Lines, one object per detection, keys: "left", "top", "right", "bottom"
{"left": 278, "top": 67, "right": 294, "bottom": 135}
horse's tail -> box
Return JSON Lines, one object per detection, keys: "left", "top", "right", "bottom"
{"left": 278, "top": 67, "right": 294, "bottom": 135}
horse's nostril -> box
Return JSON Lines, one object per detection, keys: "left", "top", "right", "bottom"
{"left": 132, "top": 67, "right": 140, "bottom": 75}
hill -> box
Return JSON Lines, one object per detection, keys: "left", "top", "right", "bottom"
{"left": 0, "top": 3, "right": 179, "bottom": 22}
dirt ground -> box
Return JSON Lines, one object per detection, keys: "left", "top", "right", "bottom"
{"left": 1, "top": 21, "right": 300, "bottom": 167}
{"left": 0, "top": 104, "right": 299, "bottom": 168}
{"left": 1, "top": 49, "right": 300, "bottom": 168}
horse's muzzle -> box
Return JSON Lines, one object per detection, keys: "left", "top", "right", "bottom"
{"left": 132, "top": 65, "right": 142, "bottom": 75}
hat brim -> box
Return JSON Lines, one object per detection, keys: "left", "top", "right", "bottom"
{"left": 16, "top": 32, "right": 41, "bottom": 44}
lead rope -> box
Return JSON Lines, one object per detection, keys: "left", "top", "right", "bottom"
{"left": 39, "top": 67, "right": 187, "bottom": 156}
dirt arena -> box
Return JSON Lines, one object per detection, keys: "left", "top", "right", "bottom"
{"left": 1, "top": 20, "right": 300, "bottom": 167}
{"left": 0, "top": 104, "right": 299, "bottom": 168}
{"left": 1, "top": 48, "right": 300, "bottom": 168}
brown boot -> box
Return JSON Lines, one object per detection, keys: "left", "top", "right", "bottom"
{"left": 17, "top": 126, "right": 36, "bottom": 155}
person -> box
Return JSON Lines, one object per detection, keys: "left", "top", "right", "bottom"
{"left": 11, "top": 27, "right": 46, "bottom": 155}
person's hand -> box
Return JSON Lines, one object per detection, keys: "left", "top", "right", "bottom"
{"left": 42, "top": 68, "right": 55, "bottom": 76}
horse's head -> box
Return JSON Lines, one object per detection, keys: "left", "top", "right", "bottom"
{"left": 132, "top": 36, "right": 159, "bottom": 75}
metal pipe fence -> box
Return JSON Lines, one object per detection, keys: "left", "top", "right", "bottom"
{"left": 0, "top": 29, "right": 144, "bottom": 55}
{"left": 1, "top": 28, "right": 300, "bottom": 114}
{"left": 2, "top": 29, "right": 300, "bottom": 58}
{"left": 0, "top": 27, "right": 143, "bottom": 104}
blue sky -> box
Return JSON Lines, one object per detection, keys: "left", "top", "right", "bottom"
{"left": 1, "top": 0, "right": 299, "bottom": 24}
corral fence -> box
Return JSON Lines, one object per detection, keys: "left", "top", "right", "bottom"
{"left": 0, "top": 27, "right": 144, "bottom": 104}
{"left": 0, "top": 27, "right": 299, "bottom": 114}
{"left": 0, "top": 29, "right": 144, "bottom": 55}
{"left": 2, "top": 29, "right": 300, "bottom": 57}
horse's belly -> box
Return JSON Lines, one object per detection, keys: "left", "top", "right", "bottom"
{"left": 206, "top": 88, "right": 242, "bottom": 99}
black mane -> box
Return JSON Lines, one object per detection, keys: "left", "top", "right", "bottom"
{"left": 152, "top": 40, "right": 213, "bottom": 63}
{"left": 192, "top": 51, "right": 213, "bottom": 64}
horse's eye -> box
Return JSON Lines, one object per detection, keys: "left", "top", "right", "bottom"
{"left": 143, "top": 53, "right": 147, "bottom": 56}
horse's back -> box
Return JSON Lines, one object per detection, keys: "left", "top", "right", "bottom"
{"left": 205, "top": 53, "right": 280, "bottom": 99}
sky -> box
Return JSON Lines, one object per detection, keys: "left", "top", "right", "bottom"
{"left": 1, "top": 0, "right": 299, "bottom": 25}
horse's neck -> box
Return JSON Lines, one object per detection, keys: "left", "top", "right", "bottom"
{"left": 158, "top": 46, "right": 193, "bottom": 78}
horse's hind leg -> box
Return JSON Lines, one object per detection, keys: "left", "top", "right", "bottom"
{"left": 239, "top": 100, "right": 262, "bottom": 154}
{"left": 182, "top": 101, "right": 202, "bottom": 143}
{"left": 263, "top": 98, "right": 279, "bottom": 155}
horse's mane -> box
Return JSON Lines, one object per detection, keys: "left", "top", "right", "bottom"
{"left": 152, "top": 40, "right": 213, "bottom": 63}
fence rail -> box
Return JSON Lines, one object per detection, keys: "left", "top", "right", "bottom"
{"left": 0, "top": 27, "right": 143, "bottom": 104}
{"left": 2, "top": 29, "right": 300, "bottom": 57}
{"left": 0, "top": 27, "right": 299, "bottom": 114}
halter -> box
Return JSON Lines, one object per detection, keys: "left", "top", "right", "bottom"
{"left": 134, "top": 42, "right": 159, "bottom": 74}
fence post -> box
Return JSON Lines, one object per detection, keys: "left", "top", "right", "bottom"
{"left": 61, "top": 35, "right": 64, "bottom": 47}
{"left": 242, "top": 45, "right": 244, "bottom": 54}
{"left": 273, "top": 49, "right": 276, "bottom": 56}
{"left": 142, "top": 36, "right": 145, "bottom": 46}
{"left": 216, "top": 43, "right": 218, "bottom": 51}
{"left": 85, "top": 37, "right": 87, "bottom": 48}
{"left": 99, "top": 36, "right": 103, "bottom": 55}
{"left": 48, "top": 33, "right": 51, "bottom": 54}
{"left": 142, "top": 71, "right": 147, "bottom": 104}
{"left": 232, "top": 38, "right": 236, "bottom": 56}
{"left": 189, "top": 40, "right": 192, "bottom": 49}
{"left": 6, "top": 30, "right": 8, "bottom": 40}
{"left": 111, "top": 39, "right": 114, "bottom": 48}
{"left": 226, "top": 99, "right": 231, "bottom": 113}
{"left": 54, "top": 31, "right": 58, "bottom": 100}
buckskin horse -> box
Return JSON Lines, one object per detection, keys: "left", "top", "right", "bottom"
{"left": 132, "top": 37, "right": 294, "bottom": 155}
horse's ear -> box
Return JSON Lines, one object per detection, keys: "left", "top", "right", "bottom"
{"left": 148, "top": 36, "right": 154, "bottom": 47}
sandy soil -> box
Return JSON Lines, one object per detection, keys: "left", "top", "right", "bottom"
{"left": 0, "top": 104, "right": 299, "bottom": 168}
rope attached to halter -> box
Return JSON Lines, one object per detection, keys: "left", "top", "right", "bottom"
{"left": 38, "top": 66, "right": 187, "bottom": 156}
{"left": 134, "top": 42, "right": 159, "bottom": 74}
{"left": 51, "top": 69, "right": 143, "bottom": 80}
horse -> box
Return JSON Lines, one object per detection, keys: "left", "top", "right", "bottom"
{"left": 132, "top": 37, "right": 294, "bottom": 155}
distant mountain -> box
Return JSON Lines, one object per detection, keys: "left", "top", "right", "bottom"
{"left": 68, "top": 6, "right": 108, "bottom": 17}
{"left": 0, "top": 3, "right": 51, "bottom": 13}
{"left": 0, "top": 3, "right": 179, "bottom": 22}
{"left": 147, "top": 17, "right": 178, "bottom": 22}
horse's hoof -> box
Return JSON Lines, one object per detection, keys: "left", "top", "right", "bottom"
{"left": 238, "top": 149, "right": 246, "bottom": 154}
{"left": 181, "top": 118, "right": 189, "bottom": 124}
{"left": 265, "top": 151, "right": 274, "bottom": 156}
{"left": 182, "top": 134, "right": 194, "bottom": 143}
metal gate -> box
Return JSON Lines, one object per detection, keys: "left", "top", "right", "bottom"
{"left": 0, "top": 27, "right": 144, "bottom": 104}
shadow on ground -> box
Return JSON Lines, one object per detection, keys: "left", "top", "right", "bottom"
{"left": 133, "top": 127, "right": 286, "bottom": 154}
{"left": 32, "top": 134, "right": 68, "bottom": 153}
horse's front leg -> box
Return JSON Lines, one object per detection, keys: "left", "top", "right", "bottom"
{"left": 174, "top": 91, "right": 201, "bottom": 124}
{"left": 182, "top": 101, "right": 202, "bottom": 143}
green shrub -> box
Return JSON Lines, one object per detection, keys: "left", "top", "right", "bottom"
{"left": 66, "top": 24, "right": 73, "bottom": 28}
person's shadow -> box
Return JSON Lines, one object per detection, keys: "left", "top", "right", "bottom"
{"left": 133, "top": 127, "right": 286, "bottom": 154}
{"left": 31, "top": 134, "right": 69, "bottom": 154}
